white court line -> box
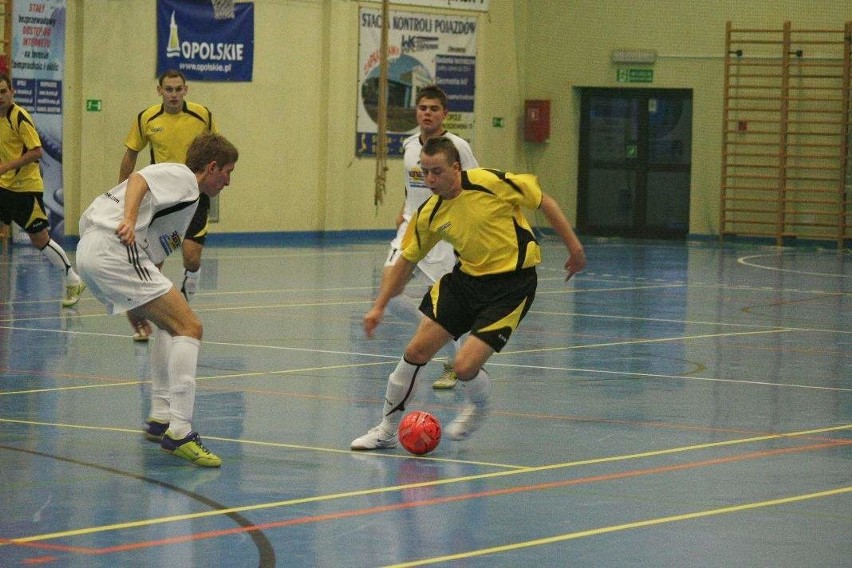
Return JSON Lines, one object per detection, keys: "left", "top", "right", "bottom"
{"left": 738, "top": 253, "right": 852, "bottom": 278}
{"left": 529, "top": 309, "right": 852, "bottom": 334}
{"left": 0, "top": 327, "right": 843, "bottom": 394}
{"left": 486, "top": 361, "right": 852, "bottom": 393}
{"left": 504, "top": 328, "right": 795, "bottom": 354}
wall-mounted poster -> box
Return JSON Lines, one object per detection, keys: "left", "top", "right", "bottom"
{"left": 356, "top": 7, "right": 477, "bottom": 157}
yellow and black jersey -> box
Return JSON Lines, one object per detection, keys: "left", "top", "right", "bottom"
{"left": 124, "top": 101, "right": 218, "bottom": 164}
{"left": 401, "top": 168, "right": 543, "bottom": 277}
{"left": 0, "top": 103, "right": 43, "bottom": 192}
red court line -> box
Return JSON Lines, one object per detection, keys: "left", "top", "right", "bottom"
{"left": 14, "top": 438, "right": 849, "bottom": 557}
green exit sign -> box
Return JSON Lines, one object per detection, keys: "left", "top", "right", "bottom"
{"left": 616, "top": 68, "right": 654, "bottom": 83}
{"left": 86, "top": 99, "right": 102, "bottom": 111}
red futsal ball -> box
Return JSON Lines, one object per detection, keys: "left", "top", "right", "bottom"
{"left": 398, "top": 411, "right": 442, "bottom": 455}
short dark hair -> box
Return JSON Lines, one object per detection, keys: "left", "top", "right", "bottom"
{"left": 158, "top": 69, "right": 187, "bottom": 86}
{"left": 185, "top": 133, "right": 239, "bottom": 172}
{"left": 421, "top": 136, "right": 460, "bottom": 165}
{"left": 415, "top": 85, "right": 449, "bottom": 109}
{"left": 0, "top": 72, "right": 11, "bottom": 89}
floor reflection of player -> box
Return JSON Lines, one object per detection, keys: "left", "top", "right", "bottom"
{"left": 394, "top": 458, "right": 481, "bottom": 560}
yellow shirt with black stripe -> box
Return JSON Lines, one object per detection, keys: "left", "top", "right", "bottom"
{"left": 0, "top": 104, "right": 43, "bottom": 192}
{"left": 402, "top": 168, "right": 543, "bottom": 277}
{"left": 124, "top": 101, "right": 218, "bottom": 164}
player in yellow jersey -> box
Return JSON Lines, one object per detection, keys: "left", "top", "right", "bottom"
{"left": 0, "top": 73, "right": 85, "bottom": 307}
{"left": 352, "top": 136, "right": 586, "bottom": 450}
{"left": 119, "top": 70, "right": 218, "bottom": 340}
{"left": 386, "top": 85, "right": 479, "bottom": 390}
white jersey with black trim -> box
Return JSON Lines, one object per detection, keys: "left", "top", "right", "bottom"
{"left": 79, "top": 162, "right": 200, "bottom": 265}
{"left": 401, "top": 131, "right": 478, "bottom": 221}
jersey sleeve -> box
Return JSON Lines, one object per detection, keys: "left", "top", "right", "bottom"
{"left": 400, "top": 203, "right": 442, "bottom": 264}
{"left": 469, "top": 169, "right": 543, "bottom": 210}
{"left": 504, "top": 172, "right": 543, "bottom": 209}
{"left": 124, "top": 111, "right": 148, "bottom": 152}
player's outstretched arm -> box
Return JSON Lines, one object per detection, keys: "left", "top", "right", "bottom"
{"left": 539, "top": 193, "right": 586, "bottom": 278}
{"left": 364, "top": 256, "right": 416, "bottom": 338}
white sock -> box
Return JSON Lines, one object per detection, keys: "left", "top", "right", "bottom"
{"left": 167, "top": 336, "right": 201, "bottom": 439}
{"left": 40, "top": 239, "right": 81, "bottom": 285}
{"left": 380, "top": 357, "right": 425, "bottom": 432}
{"left": 462, "top": 368, "right": 492, "bottom": 405}
{"left": 148, "top": 328, "right": 172, "bottom": 421}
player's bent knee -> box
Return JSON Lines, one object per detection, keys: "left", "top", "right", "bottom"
{"left": 402, "top": 345, "right": 432, "bottom": 366}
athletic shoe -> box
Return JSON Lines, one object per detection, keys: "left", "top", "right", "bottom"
{"left": 181, "top": 270, "right": 200, "bottom": 302}
{"left": 160, "top": 431, "right": 222, "bottom": 467}
{"left": 143, "top": 419, "right": 169, "bottom": 442}
{"left": 350, "top": 425, "right": 397, "bottom": 450}
{"left": 445, "top": 401, "right": 490, "bottom": 440}
{"left": 432, "top": 363, "right": 458, "bottom": 389}
{"left": 61, "top": 282, "right": 86, "bottom": 307}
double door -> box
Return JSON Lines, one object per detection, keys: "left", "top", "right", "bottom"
{"left": 577, "top": 88, "right": 693, "bottom": 238}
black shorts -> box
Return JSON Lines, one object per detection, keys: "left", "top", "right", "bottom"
{"left": 419, "top": 267, "right": 537, "bottom": 352}
{"left": 184, "top": 193, "right": 210, "bottom": 244}
{"left": 0, "top": 188, "right": 50, "bottom": 233}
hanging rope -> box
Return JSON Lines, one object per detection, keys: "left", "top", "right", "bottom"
{"left": 374, "top": 0, "right": 390, "bottom": 208}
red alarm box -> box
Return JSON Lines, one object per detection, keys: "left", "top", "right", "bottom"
{"left": 524, "top": 99, "right": 550, "bottom": 143}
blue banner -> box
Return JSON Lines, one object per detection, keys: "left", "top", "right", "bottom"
{"left": 157, "top": 0, "right": 254, "bottom": 82}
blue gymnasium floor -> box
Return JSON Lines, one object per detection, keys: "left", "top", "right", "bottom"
{"left": 0, "top": 237, "right": 849, "bottom": 567}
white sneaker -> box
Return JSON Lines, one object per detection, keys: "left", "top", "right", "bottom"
{"left": 445, "top": 402, "right": 489, "bottom": 440}
{"left": 350, "top": 425, "right": 397, "bottom": 450}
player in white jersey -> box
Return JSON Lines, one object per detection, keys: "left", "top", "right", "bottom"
{"left": 383, "top": 85, "right": 478, "bottom": 389}
{"left": 77, "top": 133, "right": 238, "bottom": 468}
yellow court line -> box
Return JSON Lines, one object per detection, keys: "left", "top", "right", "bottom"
{"left": 3, "top": 423, "right": 849, "bottom": 544}
{"left": 382, "top": 486, "right": 852, "bottom": 567}
{"left": 0, "top": 360, "right": 397, "bottom": 396}
{"left": 0, "top": 380, "right": 144, "bottom": 396}
{"left": 536, "top": 283, "right": 687, "bottom": 295}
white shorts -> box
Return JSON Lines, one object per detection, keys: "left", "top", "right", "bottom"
{"left": 385, "top": 219, "right": 456, "bottom": 284}
{"left": 76, "top": 230, "right": 174, "bottom": 315}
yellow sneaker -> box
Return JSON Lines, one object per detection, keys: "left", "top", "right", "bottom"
{"left": 160, "top": 431, "right": 222, "bottom": 467}
{"left": 62, "top": 282, "right": 86, "bottom": 308}
{"left": 432, "top": 363, "right": 458, "bottom": 389}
